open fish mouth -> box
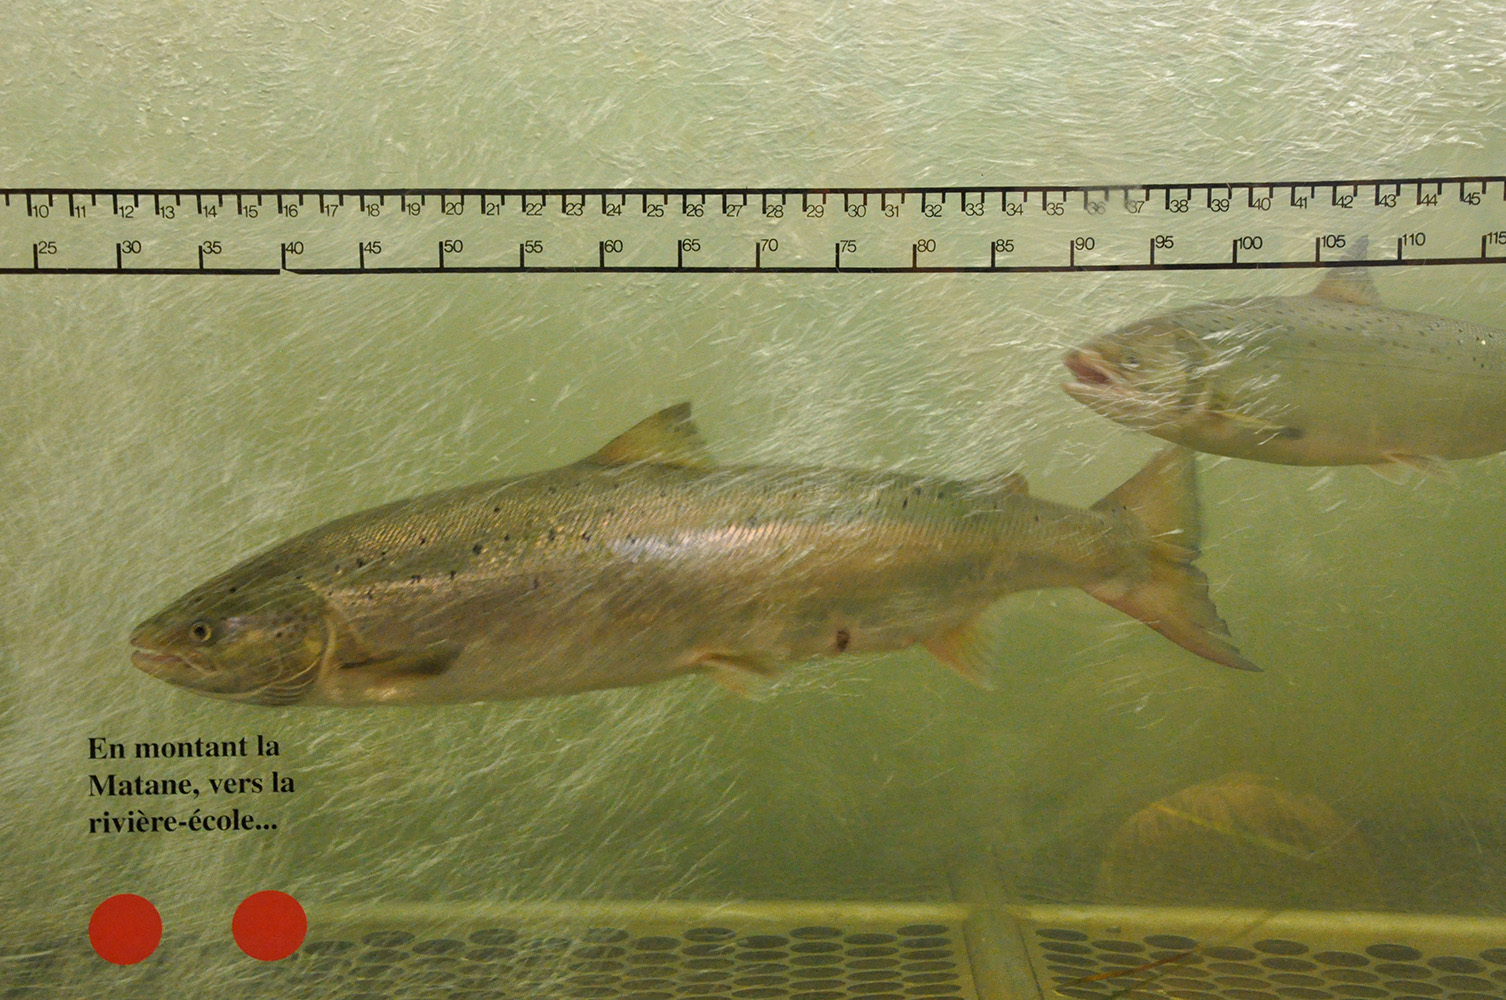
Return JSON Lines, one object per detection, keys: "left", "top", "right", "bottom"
{"left": 1063, "top": 349, "right": 1120, "bottom": 388}
{"left": 1062, "top": 349, "right": 1133, "bottom": 406}
{"left": 1061, "top": 349, "right": 1186, "bottom": 434}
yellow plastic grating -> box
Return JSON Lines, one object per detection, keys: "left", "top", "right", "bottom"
{"left": 1000, "top": 904, "right": 1506, "bottom": 1000}
{"left": 1, "top": 901, "right": 987, "bottom": 999}
{"left": 7, "top": 901, "right": 1505, "bottom": 998}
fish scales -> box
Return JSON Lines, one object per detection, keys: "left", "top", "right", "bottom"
{"left": 1180, "top": 299, "right": 1502, "bottom": 457}
{"left": 286, "top": 466, "right": 1117, "bottom": 702}
{"left": 130, "top": 404, "right": 1255, "bottom": 705}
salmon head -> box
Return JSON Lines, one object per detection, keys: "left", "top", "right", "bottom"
{"left": 129, "top": 574, "right": 329, "bottom": 705}
{"left": 1064, "top": 306, "right": 1307, "bottom": 458}
{"left": 1063, "top": 298, "right": 1289, "bottom": 443}
{"left": 1064, "top": 315, "right": 1223, "bottom": 430}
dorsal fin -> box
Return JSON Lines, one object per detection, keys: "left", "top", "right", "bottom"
{"left": 583, "top": 403, "right": 716, "bottom": 469}
{"left": 1312, "top": 236, "right": 1380, "bottom": 306}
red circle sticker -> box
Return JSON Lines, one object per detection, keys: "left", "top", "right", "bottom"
{"left": 88, "top": 894, "right": 163, "bottom": 965}
{"left": 231, "top": 890, "right": 307, "bottom": 961}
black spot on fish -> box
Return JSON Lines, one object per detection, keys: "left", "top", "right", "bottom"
{"left": 531, "top": 576, "right": 540, "bottom": 590}
{"left": 582, "top": 532, "right": 591, "bottom": 542}
{"left": 503, "top": 533, "right": 511, "bottom": 542}
{"left": 449, "top": 570, "right": 456, "bottom": 581}
{"left": 418, "top": 537, "right": 427, "bottom": 545}
{"left": 834, "top": 628, "right": 851, "bottom": 653}
{"left": 228, "top": 585, "right": 238, "bottom": 593}
{"left": 493, "top": 506, "right": 501, "bottom": 514}
{"left": 472, "top": 543, "right": 483, "bottom": 555}
{"left": 410, "top": 575, "right": 422, "bottom": 583}
{"left": 901, "top": 497, "right": 908, "bottom": 509}
{"left": 547, "top": 486, "right": 557, "bottom": 494}
{"left": 355, "top": 558, "right": 365, "bottom": 568}
{"left": 1277, "top": 426, "right": 1305, "bottom": 440}
{"left": 547, "top": 528, "right": 557, "bottom": 542}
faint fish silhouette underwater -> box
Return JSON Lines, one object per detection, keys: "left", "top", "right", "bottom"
{"left": 1064, "top": 263, "right": 1506, "bottom": 478}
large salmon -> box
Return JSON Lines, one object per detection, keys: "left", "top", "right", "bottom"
{"left": 129, "top": 404, "right": 1254, "bottom": 705}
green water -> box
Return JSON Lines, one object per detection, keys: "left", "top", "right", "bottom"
{"left": 2, "top": 1, "right": 1504, "bottom": 983}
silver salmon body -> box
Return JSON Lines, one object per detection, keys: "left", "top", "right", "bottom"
{"left": 130, "top": 404, "right": 1254, "bottom": 706}
{"left": 1063, "top": 268, "right": 1506, "bottom": 475}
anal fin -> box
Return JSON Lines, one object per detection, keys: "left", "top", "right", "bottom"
{"left": 920, "top": 617, "right": 998, "bottom": 688}
{"left": 690, "top": 652, "right": 780, "bottom": 697}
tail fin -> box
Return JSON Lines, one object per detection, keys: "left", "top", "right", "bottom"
{"left": 1085, "top": 448, "right": 1258, "bottom": 671}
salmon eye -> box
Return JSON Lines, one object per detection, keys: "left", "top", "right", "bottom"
{"left": 189, "top": 621, "right": 214, "bottom": 643}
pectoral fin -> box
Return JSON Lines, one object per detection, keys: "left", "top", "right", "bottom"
{"left": 343, "top": 648, "right": 460, "bottom": 677}
{"left": 321, "top": 602, "right": 375, "bottom": 669}
{"left": 1205, "top": 406, "right": 1304, "bottom": 442}
{"left": 321, "top": 604, "right": 458, "bottom": 677}
{"left": 1370, "top": 451, "right": 1454, "bottom": 482}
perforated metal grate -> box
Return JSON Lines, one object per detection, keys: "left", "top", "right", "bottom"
{"left": 8, "top": 901, "right": 1506, "bottom": 999}
{"left": 1012, "top": 906, "right": 1506, "bottom": 1000}
{"left": 281, "top": 920, "right": 973, "bottom": 998}
{"left": 1, "top": 902, "right": 985, "bottom": 1000}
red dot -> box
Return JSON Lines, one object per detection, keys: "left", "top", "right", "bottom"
{"left": 232, "top": 890, "right": 307, "bottom": 961}
{"left": 88, "top": 894, "right": 162, "bottom": 965}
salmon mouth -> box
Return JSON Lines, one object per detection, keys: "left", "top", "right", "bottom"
{"left": 131, "top": 648, "right": 187, "bottom": 676}
{"left": 1062, "top": 350, "right": 1131, "bottom": 407}
{"left": 1064, "top": 349, "right": 1116, "bottom": 387}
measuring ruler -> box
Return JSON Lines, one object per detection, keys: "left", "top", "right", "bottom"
{"left": 4, "top": 177, "right": 1506, "bottom": 276}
